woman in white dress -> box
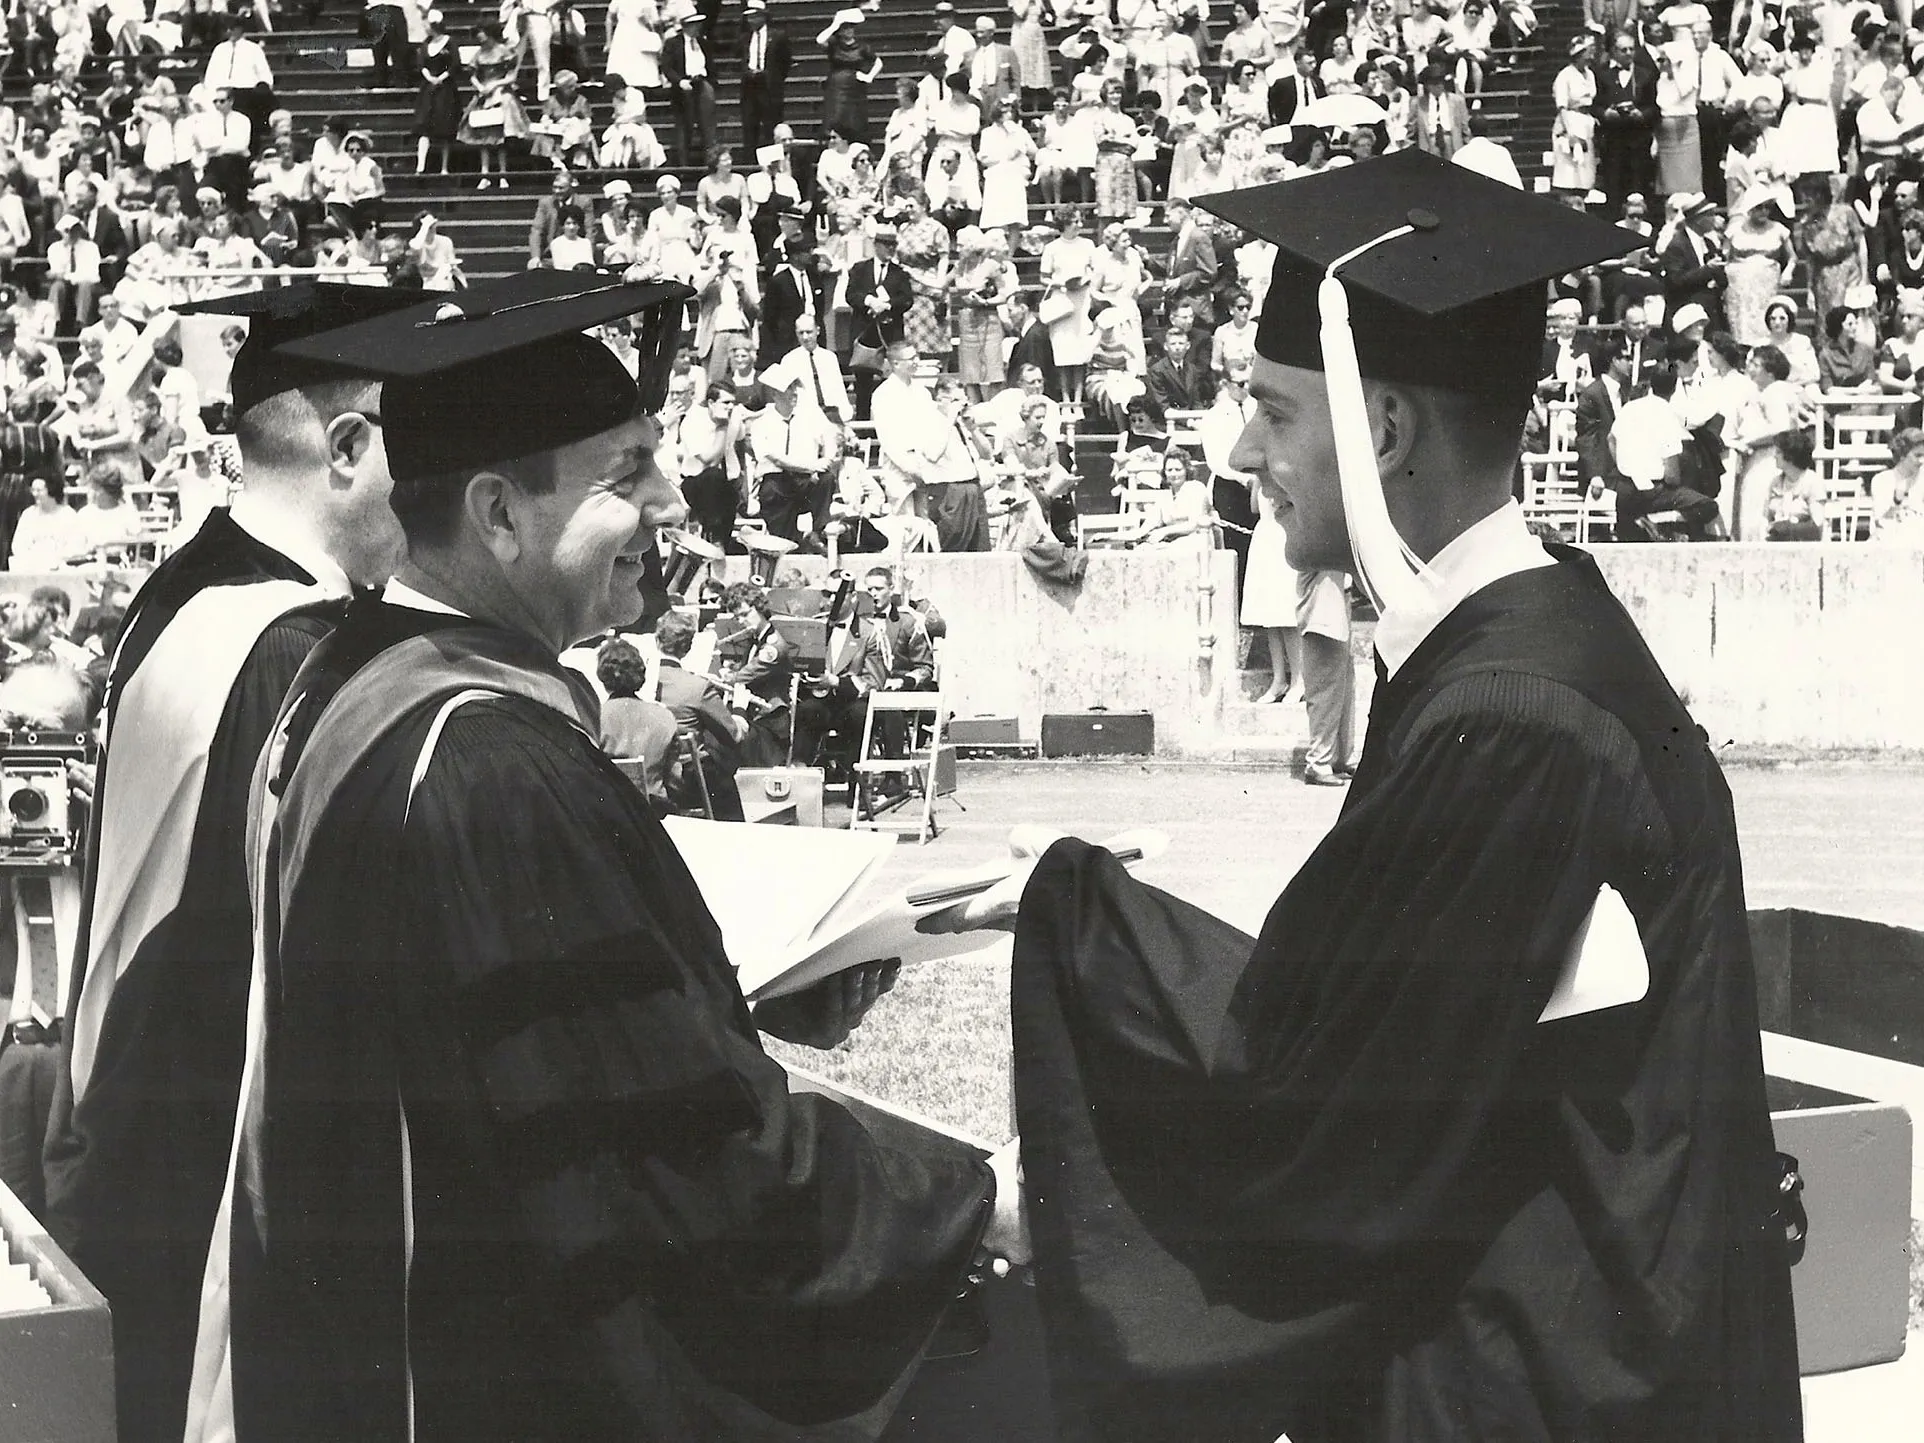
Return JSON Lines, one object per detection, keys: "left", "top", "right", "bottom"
{"left": 1776, "top": 31, "right": 1839, "bottom": 178}
{"left": 1166, "top": 80, "right": 1221, "bottom": 201}
{"left": 1552, "top": 37, "right": 1598, "bottom": 192}
{"left": 603, "top": 0, "right": 661, "bottom": 90}
{"left": 1038, "top": 206, "right": 1100, "bottom": 402}
{"left": 1239, "top": 485, "right": 1302, "bottom": 703}
{"left": 1093, "top": 222, "right": 1150, "bottom": 373}
{"left": 1010, "top": 0, "right": 1052, "bottom": 106}
{"left": 977, "top": 96, "right": 1037, "bottom": 233}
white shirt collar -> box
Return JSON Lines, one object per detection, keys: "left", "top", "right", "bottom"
{"left": 383, "top": 577, "right": 470, "bottom": 616}
{"left": 1372, "top": 500, "right": 1555, "bottom": 680}
{"left": 228, "top": 493, "right": 351, "bottom": 596}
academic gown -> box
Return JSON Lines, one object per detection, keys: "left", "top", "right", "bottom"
{"left": 221, "top": 600, "right": 994, "bottom": 1443}
{"left": 1009, "top": 548, "right": 1801, "bottom": 1443}
{"left": 40, "top": 509, "right": 342, "bottom": 1443}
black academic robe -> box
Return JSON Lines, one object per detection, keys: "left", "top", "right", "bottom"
{"left": 1010, "top": 550, "right": 1801, "bottom": 1443}
{"left": 41, "top": 509, "right": 341, "bottom": 1443}
{"left": 228, "top": 603, "right": 993, "bottom": 1443}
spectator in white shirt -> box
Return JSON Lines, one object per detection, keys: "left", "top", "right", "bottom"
{"left": 48, "top": 215, "right": 104, "bottom": 332}
{"left": 8, "top": 476, "right": 87, "bottom": 571}
{"left": 79, "top": 295, "right": 141, "bottom": 367}
{"left": 204, "top": 15, "right": 275, "bottom": 146}
{"left": 777, "top": 317, "right": 852, "bottom": 427}
{"left": 972, "top": 361, "right": 1060, "bottom": 449}
{"left": 198, "top": 88, "right": 255, "bottom": 208}
{"left": 0, "top": 175, "right": 30, "bottom": 281}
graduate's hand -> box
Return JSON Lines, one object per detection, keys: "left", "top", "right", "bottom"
{"left": 753, "top": 957, "right": 901, "bottom": 1049}
{"left": 915, "top": 825, "right": 1068, "bottom": 936}
{"left": 979, "top": 1137, "right": 1032, "bottom": 1268}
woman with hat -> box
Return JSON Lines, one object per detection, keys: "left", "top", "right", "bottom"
{"left": 412, "top": 9, "right": 463, "bottom": 176}
{"left": 458, "top": 21, "right": 531, "bottom": 189}
{"left": 532, "top": 67, "right": 594, "bottom": 168}
{"left": 951, "top": 226, "right": 1014, "bottom": 401}
{"left": 820, "top": 8, "right": 880, "bottom": 145}
{"left": 1167, "top": 76, "right": 1221, "bottom": 200}
{"left": 1553, "top": 34, "right": 1599, "bottom": 193}
{"left": 1723, "top": 182, "right": 1794, "bottom": 345}
{"left": 1038, "top": 203, "right": 1099, "bottom": 402}
{"left": 597, "top": 81, "right": 666, "bottom": 168}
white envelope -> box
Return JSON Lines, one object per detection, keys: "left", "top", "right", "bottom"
{"left": 1538, "top": 884, "right": 1650, "bottom": 1023}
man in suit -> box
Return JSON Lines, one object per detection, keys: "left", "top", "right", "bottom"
{"left": 1004, "top": 294, "right": 1059, "bottom": 398}
{"left": 1537, "top": 297, "right": 1592, "bottom": 393}
{"left": 1145, "top": 327, "right": 1216, "bottom": 414}
{"left": 1413, "top": 64, "right": 1471, "bottom": 159}
{"left": 1575, "top": 330, "right": 1634, "bottom": 499}
{"left": 843, "top": 225, "right": 912, "bottom": 420}
{"left": 1593, "top": 27, "right": 1659, "bottom": 219}
{"left": 1164, "top": 196, "right": 1220, "bottom": 327}
{"left": 67, "top": 181, "right": 128, "bottom": 286}
{"left": 652, "top": 610, "right": 745, "bottom": 819}
{"left": 660, "top": 8, "right": 717, "bottom": 167}
{"left": 1267, "top": 46, "right": 1322, "bottom": 125}
{"left": 758, "top": 241, "right": 822, "bottom": 369}
{"left": 967, "top": 16, "right": 1021, "bottom": 115}
{"left": 1659, "top": 193, "right": 1725, "bottom": 328}
{"left": 738, "top": 0, "right": 791, "bottom": 153}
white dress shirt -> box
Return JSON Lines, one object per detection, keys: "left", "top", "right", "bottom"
{"left": 1373, "top": 500, "right": 1556, "bottom": 680}
{"left": 778, "top": 342, "right": 850, "bottom": 423}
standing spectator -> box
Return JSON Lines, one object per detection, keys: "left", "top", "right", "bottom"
{"left": 1092, "top": 221, "right": 1149, "bottom": 371}
{"left": 1594, "top": 28, "right": 1657, "bottom": 216}
{"left": 1413, "top": 62, "right": 1471, "bottom": 158}
{"left": 459, "top": 24, "right": 529, "bottom": 190}
{"left": 897, "top": 189, "right": 953, "bottom": 365}
{"left": 1090, "top": 78, "right": 1138, "bottom": 223}
{"left": 660, "top": 3, "right": 716, "bottom": 167}
{"left": 1164, "top": 194, "right": 1219, "bottom": 327}
{"left": 1776, "top": 26, "right": 1838, "bottom": 179}
{"left": 1658, "top": 191, "right": 1725, "bottom": 327}
{"left": 1694, "top": 23, "right": 1741, "bottom": 204}
{"left": 1037, "top": 205, "right": 1097, "bottom": 403}
{"left": 515, "top": 0, "right": 561, "bottom": 103}
{"left": 951, "top": 225, "right": 1013, "bottom": 402}
{"left": 693, "top": 204, "right": 757, "bottom": 378}
{"left": 1138, "top": 10, "right": 1201, "bottom": 116}
{"left": 820, "top": 8, "right": 880, "bottom": 146}
{"left": 603, "top": 0, "right": 661, "bottom": 91}
{"left": 364, "top": 0, "right": 414, "bottom": 88}
{"left": 532, "top": 68, "right": 594, "bottom": 170}
{"left": 68, "top": 183, "right": 130, "bottom": 289}
{"left": 204, "top": 16, "right": 273, "bottom": 150}
{"left": 1036, "top": 90, "right": 1095, "bottom": 208}
{"left": 324, "top": 130, "right": 384, "bottom": 236}
{"left": 1167, "top": 79, "right": 1222, "bottom": 201}
{"left": 1011, "top": 0, "right": 1053, "bottom": 112}
{"left": 968, "top": 16, "right": 1020, "bottom": 116}
{"left": 759, "top": 236, "right": 820, "bottom": 369}
{"left": 199, "top": 89, "right": 254, "bottom": 208}
{"left": 413, "top": 9, "right": 463, "bottom": 176}
{"left": 777, "top": 316, "right": 850, "bottom": 426}
{"left": 1796, "top": 172, "right": 1867, "bottom": 327}
{"left": 739, "top": 0, "right": 790, "bottom": 153}
{"left": 1653, "top": 22, "right": 1702, "bottom": 196}
{"left": 1723, "top": 184, "right": 1793, "bottom": 345}
{"left": 844, "top": 222, "right": 910, "bottom": 417}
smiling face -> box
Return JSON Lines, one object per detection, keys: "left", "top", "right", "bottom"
{"left": 1227, "top": 356, "right": 1350, "bottom": 572}
{"left": 508, "top": 416, "right": 684, "bottom": 646}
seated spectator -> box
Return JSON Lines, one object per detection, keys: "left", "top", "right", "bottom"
{"left": 71, "top": 465, "right": 142, "bottom": 556}
{"left": 599, "top": 81, "right": 667, "bottom": 168}
{"left": 975, "top": 361, "right": 1061, "bottom": 448}
{"left": 191, "top": 209, "right": 269, "bottom": 296}
{"left": 120, "top": 217, "right": 197, "bottom": 314}
{"left": 1608, "top": 359, "right": 1723, "bottom": 539}
{"left": 1764, "top": 426, "right": 1824, "bottom": 539}
{"left": 237, "top": 182, "right": 300, "bottom": 268}
{"left": 547, "top": 209, "right": 595, "bottom": 270}
{"left": 594, "top": 636, "right": 679, "bottom": 807}
{"left": 1762, "top": 295, "right": 1819, "bottom": 387}
{"left": 198, "top": 88, "right": 255, "bottom": 209}
{"left": 7, "top": 474, "right": 84, "bottom": 570}
{"left": 1035, "top": 90, "right": 1096, "bottom": 208}
{"left": 203, "top": 15, "right": 275, "bottom": 147}
{"left": 1872, "top": 424, "right": 1924, "bottom": 538}
{"left": 995, "top": 391, "right": 1074, "bottom": 538}
{"left": 653, "top": 609, "right": 746, "bottom": 819}
{"left": 324, "top": 129, "right": 384, "bottom": 235}
{"left": 526, "top": 169, "right": 584, "bottom": 269}
{"left": 532, "top": 68, "right": 595, "bottom": 170}
{"left": 79, "top": 294, "right": 140, "bottom": 368}
{"left": 1877, "top": 292, "right": 1924, "bottom": 413}
{"left": 47, "top": 213, "right": 103, "bottom": 332}
{"left": 1816, "top": 301, "right": 1877, "bottom": 391}
{"left": 129, "top": 390, "right": 184, "bottom": 481}
{"left": 1210, "top": 289, "right": 1258, "bottom": 374}
{"left": 1082, "top": 308, "right": 1147, "bottom": 429}
{"left": 151, "top": 423, "right": 228, "bottom": 536}
{"left": 1145, "top": 324, "right": 1215, "bottom": 414}
{"left": 61, "top": 361, "right": 135, "bottom": 475}
{"left": 1729, "top": 342, "right": 1804, "bottom": 538}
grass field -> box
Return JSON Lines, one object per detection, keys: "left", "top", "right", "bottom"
{"left": 768, "top": 760, "right": 1924, "bottom": 1330}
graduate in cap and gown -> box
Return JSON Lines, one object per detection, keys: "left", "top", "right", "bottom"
{"left": 39, "top": 280, "right": 427, "bottom": 1443}
{"left": 961, "top": 149, "right": 1803, "bottom": 1442}
{"left": 183, "top": 274, "right": 1022, "bottom": 1443}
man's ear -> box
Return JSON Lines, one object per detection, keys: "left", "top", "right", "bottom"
{"left": 464, "top": 471, "right": 522, "bottom": 563}
{"left": 322, "top": 409, "right": 378, "bottom": 483}
{"left": 1370, "top": 383, "right": 1421, "bottom": 482}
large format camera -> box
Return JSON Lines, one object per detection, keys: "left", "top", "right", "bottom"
{"left": 0, "top": 727, "right": 93, "bottom": 869}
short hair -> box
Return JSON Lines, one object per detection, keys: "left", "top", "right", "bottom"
{"left": 722, "top": 580, "right": 769, "bottom": 616}
{"left": 1706, "top": 330, "right": 1745, "bottom": 369}
{"left": 1751, "top": 343, "right": 1791, "bottom": 381}
{"left": 1823, "top": 305, "right": 1854, "bottom": 343}
{"left": 390, "top": 450, "right": 557, "bottom": 548}
{"left": 1163, "top": 327, "right": 1192, "bottom": 349}
{"left": 72, "top": 362, "right": 103, "bottom": 386}
{"left": 1778, "top": 427, "right": 1815, "bottom": 471}
{"left": 1592, "top": 331, "right": 1629, "bottom": 365}
{"left": 863, "top": 565, "right": 894, "bottom": 586}
{"left": 153, "top": 339, "right": 183, "bottom": 367}
{"left": 1645, "top": 360, "right": 1680, "bottom": 400}
{"left": 6, "top": 600, "right": 53, "bottom": 644}
{"left": 655, "top": 609, "right": 696, "bottom": 658}
{"left": 87, "top": 466, "right": 124, "bottom": 501}
{"left": 28, "top": 584, "right": 69, "bottom": 620}
{"left": 1664, "top": 334, "right": 1699, "bottom": 365}
{"left": 595, "top": 637, "right": 647, "bottom": 698}
{"left": 714, "top": 195, "right": 741, "bottom": 220}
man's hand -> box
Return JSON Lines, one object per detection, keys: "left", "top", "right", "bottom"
{"left": 753, "top": 957, "right": 900, "bottom": 1049}
{"left": 979, "top": 1137, "right": 1031, "bottom": 1267}
{"left": 65, "top": 759, "right": 95, "bottom": 810}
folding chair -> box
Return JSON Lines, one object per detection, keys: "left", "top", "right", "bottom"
{"left": 848, "top": 692, "right": 958, "bottom": 845}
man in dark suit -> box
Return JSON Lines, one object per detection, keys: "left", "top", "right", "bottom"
{"left": 1164, "top": 196, "right": 1220, "bottom": 327}
{"left": 68, "top": 183, "right": 128, "bottom": 286}
{"left": 1574, "top": 331, "right": 1633, "bottom": 497}
{"left": 843, "top": 225, "right": 912, "bottom": 419}
{"left": 660, "top": 10, "right": 718, "bottom": 166}
{"left": 652, "top": 609, "right": 745, "bottom": 820}
{"left": 1659, "top": 193, "right": 1726, "bottom": 328}
{"left": 1592, "top": 27, "right": 1658, "bottom": 219}
{"left": 1267, "top": 46, "right": 1322, "bottom": 125}
{"left": 1613, "top": 303, "right": 1663, "bottom": 390}
{"left": 1144, "top": 327, "right": 1215, "bottom": 414}
{"left": 758, "top": 244, "right": 820, "bottom": 368}
{"left": 738, "top": 0, "right": 791, "bottom": 153}
{"left": 1005, "top": 293, "right": 1058, "bottom": 397}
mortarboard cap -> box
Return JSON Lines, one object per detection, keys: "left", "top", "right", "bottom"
{"left": 271, "top": 269, "right": 693, "bottom": 482}
{"left": 1194, "top": 149, "right": 1640, "bottom": 401}
{"left": 176, "top": 281, "right": 426, "bottom": 415}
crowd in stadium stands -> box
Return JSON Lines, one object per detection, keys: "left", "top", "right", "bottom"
{"left": 1547, "top": 0, "right": 1924, "bottom": 540}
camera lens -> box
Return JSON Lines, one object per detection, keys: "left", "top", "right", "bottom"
{"left": 9, "top": 788, "right": 46, "bottom": 823}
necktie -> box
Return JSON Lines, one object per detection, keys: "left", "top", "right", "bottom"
{"left": 808, "top": 350, "right": 827, "bottom": 410}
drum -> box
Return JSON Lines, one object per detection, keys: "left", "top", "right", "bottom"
{"left": 737, "top": 524, "right": 798, "bottom": 586}
{"left": 659, "top": 528, "right": 726, "bottom": 597}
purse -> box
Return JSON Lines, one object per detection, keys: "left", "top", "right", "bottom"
{"left": 1037, "top": 289, "right": 1075, "bottom": 324}
{"left": 850, "top": 340, "right": 886, "bottom": 372}
{"left": 468, "top": 105, "right": 505, "bottom": 127}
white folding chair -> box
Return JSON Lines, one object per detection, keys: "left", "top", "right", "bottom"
{"left": 848, "top": 691, "right": 957, "bottom": 844}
